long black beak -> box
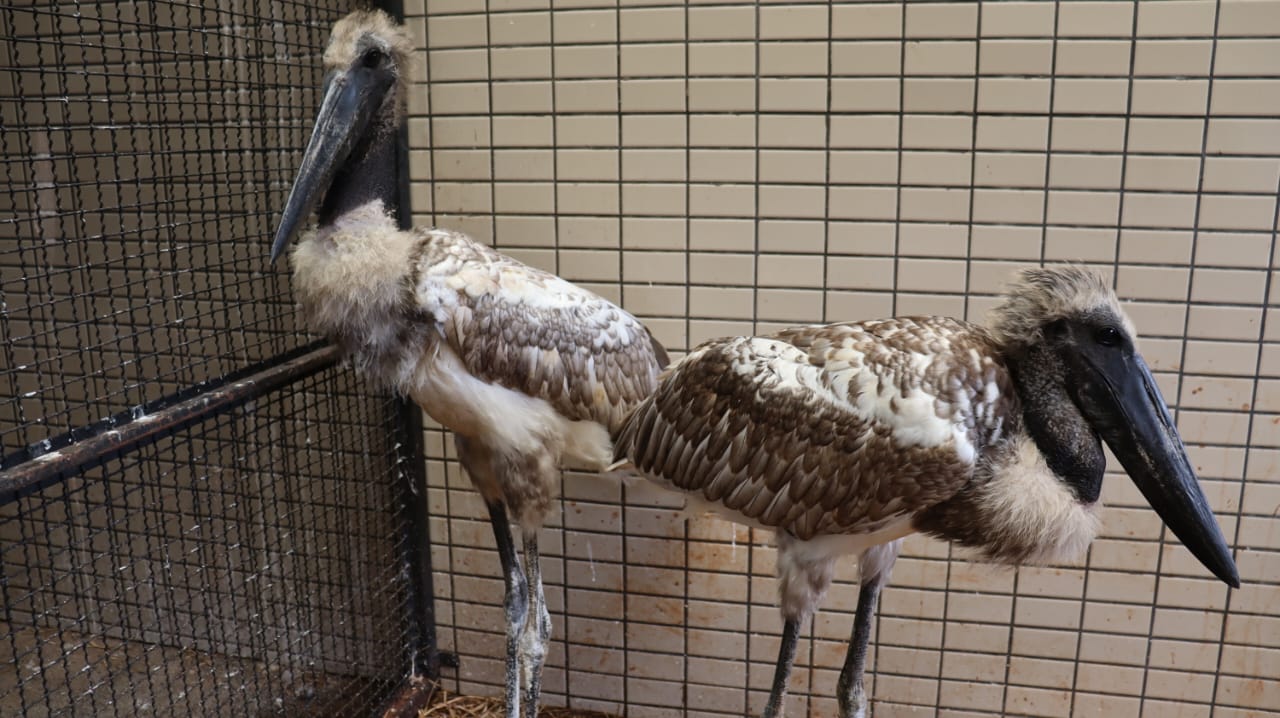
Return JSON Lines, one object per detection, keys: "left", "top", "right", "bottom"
{"left": 1081, "top": 347, "right": 1240, "bottom": 587}
{"left": 270, "top": 67, "right": 388, "bottom": 263}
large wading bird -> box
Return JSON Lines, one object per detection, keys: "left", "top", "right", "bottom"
{"left": 270, "top": 11, "right": 667, "bottom": 718}
{"left": 614, "top": 266, "right": 1239, "bottom": 718}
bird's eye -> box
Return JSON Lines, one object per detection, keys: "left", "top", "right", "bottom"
{"left": 362, "top": 48, "right": 384, "bottom": 68}
{"left": 1095, "top": 326, "right": 1121, "bottom": 347}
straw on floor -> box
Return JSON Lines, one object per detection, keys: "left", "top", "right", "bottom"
{"left": 419, "top": 686, "right": 619, "bottom": 718}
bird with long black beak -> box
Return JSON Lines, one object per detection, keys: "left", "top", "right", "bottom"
{"left": 614, "top": 266, "right": 1239, "bottom": 718}
{"left": 270, "top": 12, "right": 668, "bottom": 718}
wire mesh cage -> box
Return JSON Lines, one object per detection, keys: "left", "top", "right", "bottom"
{"left": 6, "top": 1, "right": 1279, "bottom": 717}
{"left": 2, "top": 2, "right": 432, "bottom": 716}
{"left": 0, "top": 369, "right": 412, "bottom": 716}
{"left": 0, "top": 1, "right": 327, "bottom": 456}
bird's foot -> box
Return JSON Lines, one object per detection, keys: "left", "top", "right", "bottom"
{"left": 838, "top": 682, "right": 868, "bottom": 718}
{"left": 517, "top": 600, "right": 550, "bottom": 718}
{"left": 502, "top": 576, "right": 529, "bottom": 718}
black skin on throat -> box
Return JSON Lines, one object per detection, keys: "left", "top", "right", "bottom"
{"left": 317, "top": 119, "right": 399, "bottom": 226}
{"left": 1007, "top": 342, "right": 1107, "bottom": 504}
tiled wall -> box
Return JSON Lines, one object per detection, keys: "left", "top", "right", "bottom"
{"left": 401, "top": 1, "right": 1279, "bottom": 716}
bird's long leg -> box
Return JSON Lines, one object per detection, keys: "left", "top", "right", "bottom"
{"left": 519, "top": 531, "right": 551, "bottom": 718}
{"left": 487, "top": 500, "right": 529, "bottom": 718}
{"left": 765, "top": 533, "right": 835, "bottom": 718}
{"left": 761, "top": 616, "right": 802, "bottom": 718}
{"left": 837, "top": 539, "right": 903, "bottom": 718}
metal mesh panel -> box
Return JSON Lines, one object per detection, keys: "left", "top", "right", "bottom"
{"left": 0, "top": 366, "right": 413, "bottom": 717}
{"left": 0, "top": 1, "right": 336, "bottom": 460}
{"left": 1, "top": 2, "right": 426, "bottom": 716}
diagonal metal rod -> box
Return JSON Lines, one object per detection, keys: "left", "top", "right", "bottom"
{"left": 0, "top": 342, "right": 344, "bottom": 505}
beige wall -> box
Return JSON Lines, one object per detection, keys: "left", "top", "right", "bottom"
{"left": 403, "top": 1, "right": 1279, "bottom": 716}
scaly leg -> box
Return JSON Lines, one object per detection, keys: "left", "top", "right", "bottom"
{"left": 487, "top": 500, "right": 528, "bottom": 718}
{"left": 837, "top": 540, "right": 902, "bottom": 718}
{"left": 767, "top": 532, "right": 839, "bottom": 718}
{"left": 519, "top": 532, "right": 551, "bottom": 718}
{"left": 761, "top": 616, "right": 802, "bottom": 718}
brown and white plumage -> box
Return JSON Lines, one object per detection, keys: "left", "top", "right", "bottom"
{"left": 617, "top": 316, "right": 1097, "bottom": 565}
{"left": 273, "top": 12, "right": 666, "bottom": 718}
{"left": 614, "top": 266, "right": 1237, "bottom": 718}
{"left": 294, "top": 212, "right": 666, "bottom": 524}
{"left": 618, "top": 319, "right": 1010, "bottom": 540}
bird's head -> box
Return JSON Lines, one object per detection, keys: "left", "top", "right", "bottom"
{"left": 270, "top": 9, "right": 413, "bottom": 263}
{"left": 991, "top": 266, "right": 1239, "bottom": 588}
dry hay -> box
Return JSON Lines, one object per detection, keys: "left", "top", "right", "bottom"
{"left": 419, "top": 686, "right": 618, "bottom": 718}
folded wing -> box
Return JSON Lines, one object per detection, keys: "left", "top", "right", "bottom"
{"left": 615, "top": 318, "right": 1016, "bottom": 539}
{"left": 414, "top": 230, "right": 668, "bottom": 432}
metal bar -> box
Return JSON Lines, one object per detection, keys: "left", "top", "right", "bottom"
{"left": 370, "top": 0, "right": 441, "bottom": 680}
{"left": 0, "top": 339, "right": 337, "bottom": 472}
{"left": 395, "top": 394, "right": 440, "bottom": 676}
{"left": 0, "top": 343, "right": 343, "bottom": 504}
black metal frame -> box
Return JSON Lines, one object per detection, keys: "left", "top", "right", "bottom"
{"left": 374, "top": 0, "right": 444, "bottom": 679}
{"left": 377, "top": 0, "right": 442, "bottom": 681}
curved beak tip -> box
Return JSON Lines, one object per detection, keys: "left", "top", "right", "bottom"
{"left": 269, "top": 213, "right": 299, "bottom": 265}
{"left": 1160, "top": 500, "right": 1241, "bottom": 590}
{"left": 1183, "top": 506, "right": 1240, "bottom": 589}
{"left": 1190, "top": 538, "right": 1241, "bottom": 588}
{"left": 1217, "top": 559, "right": 1241, "bottom": 589}
{"left": 269, "top": 233, "right": 287, "bottom": 265}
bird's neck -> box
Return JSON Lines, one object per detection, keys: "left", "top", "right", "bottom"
{"left": 1008, "top": 344, "right": 1105, "bottom": 504}
{"left": 318, "top": 125, "right": 399, "bottom": 227}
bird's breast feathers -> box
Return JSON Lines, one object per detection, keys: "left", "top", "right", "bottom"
{"left": 290, "top": 201, "right": 426, "bottom": 379}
